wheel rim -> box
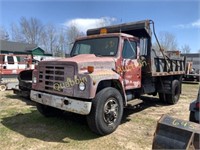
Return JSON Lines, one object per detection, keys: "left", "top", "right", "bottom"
{"left": 103, "top": 97, "right": 119, "bottom": 125}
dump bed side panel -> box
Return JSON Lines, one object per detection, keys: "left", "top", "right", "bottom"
{"left": 151, "top": 50, "right": 186, "bottom": 76}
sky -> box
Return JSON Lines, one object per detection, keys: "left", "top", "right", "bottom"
{"left": 0, "top": 0, "right": 200, "bottom": 52}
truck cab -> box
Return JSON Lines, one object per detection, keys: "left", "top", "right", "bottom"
{"left": 70, "top": 32, "right": 142, "bottom": 90}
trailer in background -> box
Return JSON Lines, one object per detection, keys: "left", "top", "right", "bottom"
{"left": 182, "top": 61, "right": 200, "bottom": 82}
{"left": 181, "top": 53, "right": 200, "bottom": 82}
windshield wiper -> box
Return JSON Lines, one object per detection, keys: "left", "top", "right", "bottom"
{"left": 71, "top": 54, "right": 79, "bottom": 57}
{"left": 94, "top": 54, "right": 103, "bottom": 57}
{"left": 71, "top": 53, "right": 104, "bottom": 57}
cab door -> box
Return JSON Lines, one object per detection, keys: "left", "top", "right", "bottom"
{"left": 5, "top": 55, "right": 18, "bottom": 70}
{"left": 121, "top": 40, "right": 141, "bottom": 90}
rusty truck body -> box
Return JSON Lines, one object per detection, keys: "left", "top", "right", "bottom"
{"left": 30, "top": 20, "right": 185, "bottom": 135}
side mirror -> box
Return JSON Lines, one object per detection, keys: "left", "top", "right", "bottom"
{"left": 140, "top": 38, "right": 148, "bottom": 56}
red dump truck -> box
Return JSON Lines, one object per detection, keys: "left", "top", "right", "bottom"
{"left": 30, "top": 20, "right": 185, "bottom": 135}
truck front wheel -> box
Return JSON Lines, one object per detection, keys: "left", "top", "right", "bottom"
{"left": 87, "top": 87, "right": 123, "bottom": 135}
{"left": 166, "top": 80, "right": 181, "bottom": 104}
{"left": 36, "top": 103, "right": 63, "bottom": 117}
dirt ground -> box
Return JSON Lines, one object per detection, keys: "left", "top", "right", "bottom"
{"left": 0, "top": 83, "right": 199, "bottom": 150}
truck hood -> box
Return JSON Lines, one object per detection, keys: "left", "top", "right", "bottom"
{"left": 39, "top": 54, "right": 116, "bottom": 72}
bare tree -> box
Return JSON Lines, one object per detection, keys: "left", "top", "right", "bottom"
{"left": 59, "top": 29, "right": 66, "bottom": 51}
{"left": 20, "top": 17, "right": 44, "bottom": 44}
{"left": 181, "top": 44, "right": 191, "bottom": 53}
{"left": 66, "top": 23, "right": 84, "bottom": 44}
{"left": 52, "top": 29, "right": 67, "bottom": 57}
{"left": 10, "top": 23, "right": 25, "bottom": 42}
{"left": 0, "top": 27, "right": 9, "bottom": 40}
{"left": 98, "top": 17, "right": 116, "bottom": 27}
{"left": 41, "top": 24, "right": 57, "bottom": 54}
{"left": 66, "top": 23, "right": 84, "bottom": 54}
{"left": 153, "top": 31, "right": 178, "bottom": 51}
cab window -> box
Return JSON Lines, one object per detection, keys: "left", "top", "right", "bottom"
{"left": 74, "top": 44, "right": 91, "bottom": 55}
{"left": 122, "top": 40, "right": 137, "bottom": 59}
{"left": 71, "top": 37, "right": 119, "bottom": 57}
{"left": 7, "top": 56, "right": 14, "bottom": 64}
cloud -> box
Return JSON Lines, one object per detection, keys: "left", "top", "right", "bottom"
{"left": 174, "top": 19, "right": 200, "bottom": 29}
{"left": 191, "top": 19, "right": 200, "bottom": 28}
{"left": 63, "top": 17, "right": 117, "bottom": 33}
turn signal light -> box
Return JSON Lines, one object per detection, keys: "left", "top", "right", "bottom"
{"left": 87, "top": 66, "right": 94, "bottom": 73}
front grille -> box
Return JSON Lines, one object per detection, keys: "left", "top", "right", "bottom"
{"left": 38, "top": 65, "right": 74, "bottom": 94}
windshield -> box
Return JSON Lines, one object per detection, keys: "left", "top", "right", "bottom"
{"left": 70, "top": 37, "right": 119, "bottom": 57}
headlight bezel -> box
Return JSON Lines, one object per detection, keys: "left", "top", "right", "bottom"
{"left": 79, "top": 82, "right": 86, "bottom": 91}
{"left": 33, "top": 76, "right": 37, "bottom": 84}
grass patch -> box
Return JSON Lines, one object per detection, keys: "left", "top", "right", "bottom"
{"left": 0, "top": 83, "right": 199, "bottom": 149}
{"left": 1, "top": 109, "right": 99, "bottom": 144}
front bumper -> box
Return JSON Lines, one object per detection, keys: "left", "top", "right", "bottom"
{"left": 30, "top": 90, "right": 92, "bottom": 115}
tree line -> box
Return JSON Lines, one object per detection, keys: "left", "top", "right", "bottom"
{"left": 152, "top": 32, "right": 196, "bottom": 53}
{"left": 0, "top": 17, "right": 84, "bottom": 56}
{"left": 0, "top": 17, "right": 198, "bottom": 55}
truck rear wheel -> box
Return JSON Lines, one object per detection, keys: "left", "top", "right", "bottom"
{"left": 166, "top": 80, "right": 181, "bottom": 104}
{"left": 36, "top": 103, "right": 63, "bottom": 117}
{"left": 158, "top": 93, "right": 165, "bottom": 102}
{"left": 87, "top": 87, "right": 123, "bottom": 135}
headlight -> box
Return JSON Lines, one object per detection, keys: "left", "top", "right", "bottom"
{"left": 33, "top": 77, "right": 37, "bottom": 83}
{"left": 79, "top": 82, "right": 86, "bottom": 91}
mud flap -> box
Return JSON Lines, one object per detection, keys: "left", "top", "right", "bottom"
{"left": 152, "top": 114, "right": 200, "bottom": 149}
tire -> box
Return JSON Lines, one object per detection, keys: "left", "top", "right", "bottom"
{"left": 158, "top": 93, "right": 165, "bottom": 102}
{"left": 197, "top": 76, "right": 200, "bottom": 82}
{"left": 166, "top": 80, "right": 181, "bottom": 104}
{"left": 87, "top": 87, "right": 123, "bottom": 135}
{"left": 36, "top": 103, "right": 63, "bottom": 117}
{"left": 189, "top": 111, "right": 197, "bottom": 123}
{"left": 149, "top": 92, "right": 157, "bottom": 96}
{"left": 189, "top": 111, "right": 199, "bottom": 123}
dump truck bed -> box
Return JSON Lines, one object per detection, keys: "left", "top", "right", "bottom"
{"left": 150, "top": 50, "right": 185, "bottom": 76}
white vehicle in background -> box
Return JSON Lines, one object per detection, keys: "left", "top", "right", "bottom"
{"left": 33, "top": 55, "right": 62, "bottom": 62}
{"left": 0, "top": 54, "right": 63, "bottom": 91}
{"left": 0, "top": 54, "right": 33, "bottom": 91}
